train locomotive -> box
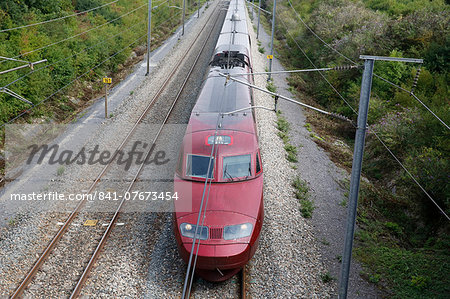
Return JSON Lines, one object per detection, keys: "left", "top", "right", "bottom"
{"left": 173, "top": 0, "right": 264, "bottom": 282}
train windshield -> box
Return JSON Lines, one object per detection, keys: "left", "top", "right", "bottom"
{"left": 186, "top": 154, "right": 214, "bottom": 179}
{"left": 223, "top": 154, "right": 251, "bottom": 181}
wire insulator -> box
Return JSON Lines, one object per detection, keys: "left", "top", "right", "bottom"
{"left": 330, "top": 112, "right": 353, "bottom": 124}
{"left": 332, "top": 65, "right": 362, "bottom": 71}
{"left": 410, "top": 66, "right": 421, "bottom": 95}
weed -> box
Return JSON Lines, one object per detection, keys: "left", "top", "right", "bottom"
{"left": 276, "top": 117, "right": 289, "bottom": 133}
{"left": 266, "top": 80, "right": 277, "bottom": 93}
{"left": 277, "top": 131, "right": 289, "bottom": 143}
{"left": 384, "top": 221, "right": 402, "bottom": 235}
{"left": 300, "top": 199, "right": 314, "bottom": 218}
{"left": 309, "top": 133, "right": 325, "bottom": 141}
{"left": 284, "top": 143, "right": 297, "bottom": 155}
{"left": 258, "top": 46, "right": 265, "bottom": 54}
{"left": 339, "top": 198, "right": 347, "bottom": 207}
{"left": 8, "top": 218, "right": 15, "bottom": 226}
{"left": 304, "top": 123, "right": 312, "bottom": 132}
{"left": 129, "top": 91, "right": 134, "bottom": 95}
{"left": 320, "top": 272, "right": 335, "bottom": 283}
{"left": 321, "top": 238, "right": 330, "bottom": 246}
{"left": 369, "top": 273, "right": 382, "bottom": 284}
{"left": 292, "top": 176, "right": 309, "bottom": 200}
{"left": 291, "top": 164, "right": 298, "bottom": 170}
{"left": 57, "top": 166, "right": 65, "bottom": 176}
{"left": 336, "top": 255, "right": 342, "bottom": 263}
{"left": 109, "top": 113, "right": 114, "bottom": 118}
{"left": 287, "top": 151, "right": 298, "bottom": 163}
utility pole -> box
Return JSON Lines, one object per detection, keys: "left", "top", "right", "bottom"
{"left": 338, "top": 55, "right": 423, "bottom": 299}
{"left": 257, "top": 0, "right": 261, "bottom": 39}
{"left": 198, "top": 0, "right": 200, "bottom": 18}
{"left": 182, "top": 0, "right": 186, "bottom": 36}
{"left": 268, "top": 0, "right": 276, "bottom": 81}
{"left": 145, "top": 0, "right": 152, "bottom": 76}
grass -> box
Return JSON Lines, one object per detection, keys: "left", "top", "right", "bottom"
{"left": 266, "top": 80, "right": 276, "bottom": 93}
{"left": 304, "top": 123, "right": 312, "bottom": 132}
{"left": 356, "top": 244, "right": 450, "bottom": 298}
{"left": 321, "top": 238, "right": 330, "bottom": 246}
{"left": 320, "top": 271, "right": 335, "bottom": 283}
{"left": 292, "top": 176, "right": 314, "bottom": 218}
{"left": 299, "top": 199, "right": 314, "bottom": 218}
{"left": 275, "top": 110, "right": 298, "bottom": 163}
{"left": 56, "top": 166, "right": 65, "bottom": 176}
{"left": 353, "top": 183, "right": 450, "bottom": 298}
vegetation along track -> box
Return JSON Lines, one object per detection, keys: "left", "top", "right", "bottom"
{"left": 10, "top": 2, "right": 224, "bottom": 298}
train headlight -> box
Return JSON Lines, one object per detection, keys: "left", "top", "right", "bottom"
{"left": 180, "top": 223, "right": 208, "bottom": 240}
{"left": 223, "top": 223, "right": 253, "bottom": 240}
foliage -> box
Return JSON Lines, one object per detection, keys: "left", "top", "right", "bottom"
{"left": 0, "top": 0, "right": 204, "bottom": 124}
{"left": 261, "top": 0, "right": 449, "bottom": 296}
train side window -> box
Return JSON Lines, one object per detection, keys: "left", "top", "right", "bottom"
{"left": 186, "top": 154, "right": 214, "bottom": 179}
{"left": 256, "top": 151, "right": 262, "bottom": 174}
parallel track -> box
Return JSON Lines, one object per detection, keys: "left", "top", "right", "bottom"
{"left": 11, "top": 2, "right": 222, "bottom": 298}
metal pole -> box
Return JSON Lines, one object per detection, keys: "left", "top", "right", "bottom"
{"left": 0, "top": 59, "right": 47, "bottom": 75}
{"left": 338, "top": 58, "right": 374, "bottom": 299}
{"left": 257, "top": 0, "right": 261, "bottom": 39}
{"left": 145, "top": 0, "right": 152, "bottom": 76}
{"left": 104, "top": 83, "right": 108, "bottom": 118}
{"left": 197, "top": 0, "right": 200, "bottom": 18}
{"left": 268, "top": 0, "right": 276, "bottom": 81}
{"left": 182, "top": 0, "right": 186, "bottom": 36}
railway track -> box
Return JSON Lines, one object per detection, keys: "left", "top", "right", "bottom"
{"left": 182, "top": 267, "right": 248, "bottom": 299}
{"left": 10, "top": 2, "right": 224, "bottom": 297}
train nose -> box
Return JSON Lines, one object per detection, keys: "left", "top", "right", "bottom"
{"left": 180, "top": 241, "right": 251, "bottom": 270}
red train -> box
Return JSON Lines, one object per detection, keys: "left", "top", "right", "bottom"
{"left": 173, "top": 0, "right": 263, "bottom": 282}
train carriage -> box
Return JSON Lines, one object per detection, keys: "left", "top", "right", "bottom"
{"left": 173, "top": 0, "right": 263, "bottom": 282}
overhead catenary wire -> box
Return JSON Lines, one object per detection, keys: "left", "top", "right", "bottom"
{"left": 2, "top": 3, "right": 148, "bottom": 62}
{"left": 1, "top": 0, "right": 202, "bottom": 126}
{"left": 219, "top": 72, "right": 353, "bottom": 123}
{"left": 285, "top": 0, "right": 448, "bottom": 131}
{"left": 278, "top": 13, "right": 448, "bottom": 220}
{"left": 278, "top": 17, "right": 357, "bottom": 114}
{"left": 0, "top": 0, "right": 119, "bottom": 33}
{"left": 371, "top": 130, "right": 449, "bottom": 221}
{"left": 373, "top": 74, "right": 449, "bottom": 130}
{"left": 183, "top": 3, "right": 237, "bottom": 297}
{"left": 245, "top": 0, "right": 272, "bottom": 15}
{"left": 286, "top": 0, "right": 357, "bottom": 65}
{"left": 1, "top": 32, "right": 147, "bottom": 128}
{"left": 0, "top": 7, "right": 184, "bottom": 93}
{"left": 0, "top": 19, "right": 147, "bottom": 91}
{"left": 228, "top": 65, "right": 362, "bottom": 76}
